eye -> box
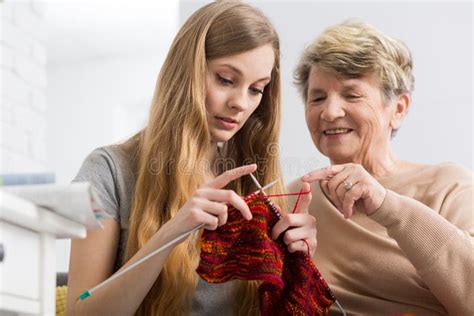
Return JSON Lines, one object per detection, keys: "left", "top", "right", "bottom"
{"left": 346, "top": 94, "right": 361, "bottom": 101}
{"left": 217, "top": 74, "right": 233, "bottom": 86}
{"left": 249, "top": 87, "right": 264, "bottom": 96}
{"left": 309, "top": 96, "right": 326, "bottom": 105}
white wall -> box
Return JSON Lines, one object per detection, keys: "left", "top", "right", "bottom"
{"left": 46, "top": 2, "right": 179, "bottom": 272}
{"left": 181, "top": 1, "right": 474, "bottom": 182}
{"left": 1, "top": 1, "right": 47, "bottom": 174}
{"left": 46, "top": 55, "right": 160, "bottom": 184}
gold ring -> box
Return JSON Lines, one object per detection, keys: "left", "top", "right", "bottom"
{"left": 343, "top": 180, "right": 353, "bottom": 190}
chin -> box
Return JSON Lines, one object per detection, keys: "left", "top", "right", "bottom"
{"left": 210, "top": 131, "right": 235, "bottom": 143}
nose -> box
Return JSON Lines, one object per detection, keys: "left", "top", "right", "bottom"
{"left": 228, "top": 88, "right": 249, "bottom": 112}
{"left": 320, "top": 96, "right": 345, "bottom": 122}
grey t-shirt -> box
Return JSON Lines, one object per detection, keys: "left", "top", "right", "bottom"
{"left": 73, "top": 145, "right": 233, "bottom": 315}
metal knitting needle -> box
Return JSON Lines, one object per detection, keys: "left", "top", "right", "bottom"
{"left": 250, "top": 174, "right": 346, "bottom": 315}
{"left": 79, "top": 223, "right": 205, "bottom": 300}
{"left": 80, "top": 177, "right": 279, "bottom": 301}
{"left": 249, "top": 174, "right": 280, "bottom": 213}
{"left": 249, "top": 173, "right": 266, "bottom": 194}
{"left": 251, "top": 178, "right": 278, "bottom": 195}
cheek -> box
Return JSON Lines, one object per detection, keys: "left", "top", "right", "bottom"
{"left": 205, "top": 89, "right": 223, "bottom": 113}
{"left": 305, "top": 107, "right": 320, "bottom": 131}
{"left": 245, "top": 98, "right": 262, "bottom": 117}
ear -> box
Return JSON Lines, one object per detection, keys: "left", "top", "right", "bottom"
{"left": 390, "top": 94, "right": 410, "bottom": 130}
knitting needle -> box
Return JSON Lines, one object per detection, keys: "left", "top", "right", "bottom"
{"left": 251, "top": 178, "right": 278, "bottom": 195}
{"left": 79, "top": 223, "right": 205, "bottom": 300}
{"left": 250, "top": 174, "right": 346, "bottom": 315}
{"left": 249, "top": 173, "right": 281, "bottom": 217}
{"left": 250, "top": 173, "right": 266, "bottom": 194}
{"left": 79, "top": 178, "right": 279, "bottom": 301}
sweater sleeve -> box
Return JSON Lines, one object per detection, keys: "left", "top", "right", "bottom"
{"left": 369, "top": 184, "right": 474, "bottom": 315}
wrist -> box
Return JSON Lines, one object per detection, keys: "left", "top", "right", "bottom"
{"left": 367, "top": 188, "right": 387, "bottom": 216}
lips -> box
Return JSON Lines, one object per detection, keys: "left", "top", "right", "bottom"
{"left": 322, "top": 128, "right": 353, "bottom": 135}
{"left": 215, "top": 116, "right": 238, "bottom": 130}
{"left": 216, "top": 116, "right": 237, "bottom": 124}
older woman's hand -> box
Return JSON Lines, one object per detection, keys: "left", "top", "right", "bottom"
{"left": 302, "top": 164, "right": 387, "bottom": 219}
{"left": 271, "top": 182, "right": 317, "bottom": 257}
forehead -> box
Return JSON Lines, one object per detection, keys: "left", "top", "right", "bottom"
{"left": 308, "top": 65, "right": 380, "bottom": 92}
{"left": 207, "top": 44, "right": 275, "bottom": 80}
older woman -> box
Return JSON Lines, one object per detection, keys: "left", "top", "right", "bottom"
{"left": 290, "top": 21, "right": 473, "bottom": 315}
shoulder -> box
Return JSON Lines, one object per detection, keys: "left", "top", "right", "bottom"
{"left": 73, "top": 144, "right": 136, "bottom": 220}
{"left": 429, "top": 162, "right": 472, "bottom": 183}
{"left": 390, "top": 162, "right": 472, "bottom": 189}
{"left": 411, "top": 162, "right": 473, "bottom": 191}
{"left": 74, "top": 145, "right": 134, "bottom": 181}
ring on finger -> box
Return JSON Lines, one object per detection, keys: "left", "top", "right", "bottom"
{"left": 343, "top": 180, "right": 353, "bottom": 190}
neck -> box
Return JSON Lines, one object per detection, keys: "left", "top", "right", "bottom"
{"left": 331, "top": 146, "right": 403, "bottom": 179}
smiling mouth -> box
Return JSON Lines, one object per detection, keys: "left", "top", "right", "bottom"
{"left": 323, "top": 128, "right": 353, "bottom": 135}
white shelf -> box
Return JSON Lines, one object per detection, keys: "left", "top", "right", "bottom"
{"left": 0, "top": 190, "right": 88, "bottom": 315}
{"left": 0, "top": 191, "right": 86, "bottom": 239}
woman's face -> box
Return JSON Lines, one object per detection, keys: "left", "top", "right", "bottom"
{"left": 305, "top": 65, "right": 399, "bottom": 164}
{"left": 205, "top": 44, "right": 274, "bottom": 143}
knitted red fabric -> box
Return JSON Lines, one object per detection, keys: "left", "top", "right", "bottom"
{"left": 196, "top": 192, "right": 335, "bottom": 315}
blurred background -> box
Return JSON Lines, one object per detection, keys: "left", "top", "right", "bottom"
{"left": 1, "top": 0, "right": 472, "bottom": 274}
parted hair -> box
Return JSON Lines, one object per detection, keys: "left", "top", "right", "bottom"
{"left": 122, "top": 1, "right": 285, "bottom": 315}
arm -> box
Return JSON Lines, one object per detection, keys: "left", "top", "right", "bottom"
{"left": 66, "top": 218, "right": 176, "bottom": 315}
{"left": 67, "top": 164, "right": 257, "bottom": 314}
{"left": 302, "top": 163, "right": 474, "bottom": 315}
{"left": 369, "top": 188, "right": 474, "bottom": 315}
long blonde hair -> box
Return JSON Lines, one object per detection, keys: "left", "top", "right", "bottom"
{"left": 123, "top": 1, "right": 286, "bottom": 315}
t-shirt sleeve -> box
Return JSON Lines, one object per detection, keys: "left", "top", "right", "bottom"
{"left": 72, "top": 148, "right": 120, "bottom": 220}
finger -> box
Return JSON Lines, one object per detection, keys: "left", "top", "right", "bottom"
{"left": 335, "top": 180, "right": 348, "bottom": 211}
{"left": 196, "top": 198, "right": 228, "bottom": 226}
{"left": 327, "top": 169, "right": 352, "bottom": 209}
{"left": 342, "top": 184, "right": 363, "bottom": 219}
{"left": 293, "top": 182, "right": 312, "bottom": 214}
{"left": 301, "top": 165, "right": 345, "bottom": 183}
{"left": 206, "top": 164, "right": 257, "bottom": 190}
{"left": 287, "top": 240, "right": 311, "bottom": 254}
{"left": 271, "top": 213, "right": 313, "bottom": 240}
{"left": 191, "top": 210, "right": 219, "bottom": 230}
{"left": 320, "top": 179, "right": 330, "bottom": 199}
{"left": 199, "top": 188, "right": 252, "bottom": 220}
{"left": 273, "top": 204, "right": 282, "bottom": 213}
{"left": 282, "top": 226, "right": 313, "bottom": 245}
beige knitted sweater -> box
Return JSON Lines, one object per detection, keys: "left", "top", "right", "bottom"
{"left": 289, "top": 163, "right": 473, "bottom": 315}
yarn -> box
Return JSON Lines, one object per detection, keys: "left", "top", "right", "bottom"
{"left": 196, "top": 192, "right": 335, "bottom": 315}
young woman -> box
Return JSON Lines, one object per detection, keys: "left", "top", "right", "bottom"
{"left": 66, "top": 2, "right": 316, "bottom": 315}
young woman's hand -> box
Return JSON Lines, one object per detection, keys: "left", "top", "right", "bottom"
{"left": 165, "top": 164, "right": 256, "bottom": 237}
{"left": 271, "top": 182, "right": 317, "bottom": 257}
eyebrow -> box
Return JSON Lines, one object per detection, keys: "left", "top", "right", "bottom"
{"left": 308, "top": 83, "right": 361, "bottom": 96}
{"left": 218, "top": 63, "right": 271, "bottom": 82}
{"left": 341, "top": 83, "right": 361, "bottom": 91}
{"left": 308, "top": 88, "right": 325, "bottom": 96}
